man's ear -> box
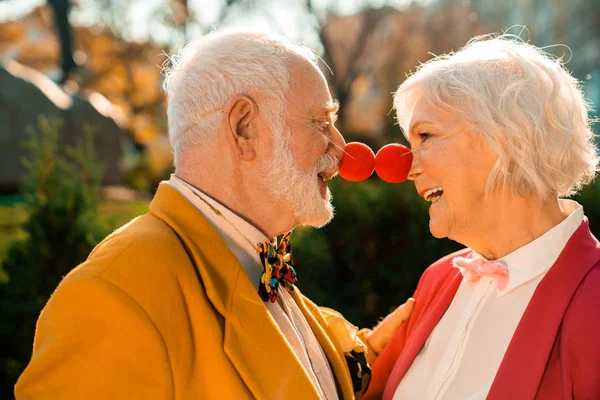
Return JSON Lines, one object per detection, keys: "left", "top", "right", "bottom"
{"left": 223, "top": 94, "right": 258, "bottom": 161}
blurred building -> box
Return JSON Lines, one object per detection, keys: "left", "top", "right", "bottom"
{"left": 0, "top": 6, "right": 175, "bottom": 189}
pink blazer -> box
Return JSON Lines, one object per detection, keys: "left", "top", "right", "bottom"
{"left": 365, "top": 218, "right": 600, "bottom": 400}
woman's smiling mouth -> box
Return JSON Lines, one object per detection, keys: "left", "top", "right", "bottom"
{"left": 424, "top": 187, "right": 444, "bottom": 203}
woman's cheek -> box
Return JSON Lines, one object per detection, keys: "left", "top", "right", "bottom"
{"left": 419, "top": 147, "right": 434, "bottom": 168}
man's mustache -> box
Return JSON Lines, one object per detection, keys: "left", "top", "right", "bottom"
{"left": 315, "top": 152, "right": 340, "bottom": 178}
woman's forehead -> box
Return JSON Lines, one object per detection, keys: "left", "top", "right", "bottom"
{"left": 408, "top": 96, "right": 456, "bottom": 126}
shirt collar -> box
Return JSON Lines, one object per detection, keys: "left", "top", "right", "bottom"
{"left": 168, "top": 174, "right": 272, "bottom": 252}
{"left": 472, "top": 199, "right": 583, "bottom": 297}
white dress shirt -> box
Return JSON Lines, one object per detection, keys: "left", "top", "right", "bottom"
{"left": 394, "top": 199, "right": 584, "bottom": 400}
{"left": 169, "top": 175, "right": 339, "bottom": 400}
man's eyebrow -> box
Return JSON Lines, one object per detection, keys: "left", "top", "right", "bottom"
{"left": 321, "top": 99, "right": 340, "bottom": 114}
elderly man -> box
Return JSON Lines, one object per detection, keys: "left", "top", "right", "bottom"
{"left": 15, "top": 31, "right": 413, "bottom": 399}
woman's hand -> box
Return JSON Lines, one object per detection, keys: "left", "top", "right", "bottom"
{"left": 366, "top": 298, "right": 416, "bottom": 354}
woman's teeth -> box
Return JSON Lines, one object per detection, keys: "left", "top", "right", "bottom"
{"left": 424, "top": 187, "right": 443, "bottom": 203}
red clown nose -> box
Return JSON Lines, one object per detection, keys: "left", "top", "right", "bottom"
{"left": 338, "top": 142, "right": 375, "bottom": 182}
{"left": 375, "top": 143, "right": 413, "bottom": 183}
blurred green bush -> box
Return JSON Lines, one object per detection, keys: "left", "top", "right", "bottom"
{"left": 0, "top": 118, "right": 108, "bottom": 397}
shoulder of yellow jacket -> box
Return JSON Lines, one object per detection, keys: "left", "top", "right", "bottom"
{"left": 70, "top": 212, "right": 187, "bottom": 277}
{"left": 58, "top": 212, "right": 217, "bottom": 327}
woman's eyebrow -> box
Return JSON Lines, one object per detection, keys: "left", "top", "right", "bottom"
{"left": 409, "top": 120, "right": 435, "bottom": 134}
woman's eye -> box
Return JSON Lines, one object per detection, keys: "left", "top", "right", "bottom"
{"left": 418, "top": 132, "right": 431, "bottom": 141}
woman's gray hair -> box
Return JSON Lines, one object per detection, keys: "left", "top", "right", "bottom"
{"left": 394, "top": 34, "right": 598, "bottom": 198}
{"left": 162, "top": 29, "right": 317, "bottom": 168}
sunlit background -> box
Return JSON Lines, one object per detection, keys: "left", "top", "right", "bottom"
{"left": 0, "top": 0, "right": 599, "bottom": 395}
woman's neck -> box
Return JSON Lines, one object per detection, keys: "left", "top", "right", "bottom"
{"left": 460, "top": 195, "right": 566, "bottom": 260}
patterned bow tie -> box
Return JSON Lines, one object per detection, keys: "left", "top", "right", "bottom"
{"left": 257, "top": 231, "right": 298, "bottom": 303}
{"left": 452, "top": 256, "right": 510, "bottom": 291}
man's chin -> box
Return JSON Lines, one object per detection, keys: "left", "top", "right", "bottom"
{"left": 313, "top": 207, "right": 334, "bottom": 228}
{"left": 318, "top": 179, "right": 331, "bottom": 201}
{"left": 297, "top": 202, "right": 334, "bottom": 228}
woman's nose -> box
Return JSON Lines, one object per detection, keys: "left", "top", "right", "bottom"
{"left": 407, "top": 152, "right": 422, "bottom": 181}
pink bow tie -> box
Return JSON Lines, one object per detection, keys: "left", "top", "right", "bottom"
{"left": 452, "top": 256, "right": 510, "bottom": 291}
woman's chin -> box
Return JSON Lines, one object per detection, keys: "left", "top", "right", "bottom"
{"left": 429, "top": 220, "right": 448, "bottom": 239}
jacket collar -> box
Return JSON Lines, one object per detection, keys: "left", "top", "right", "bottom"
{"left": 382, "top": 258, "right": 465, "bottom": 400}
{"left": 149, "top": 183, "right": 351, "bottom": 399}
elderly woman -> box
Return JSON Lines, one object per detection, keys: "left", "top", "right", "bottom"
{"left": 365, "top": 36, "right": 600, "bottom": 400}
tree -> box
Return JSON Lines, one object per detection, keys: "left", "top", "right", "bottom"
{"left": 47, "top": 0, "right": 77, "bottom": 83}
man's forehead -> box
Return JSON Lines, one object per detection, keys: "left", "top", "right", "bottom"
{"left": 287, "top": 56, "right": 337, "bottom": 115}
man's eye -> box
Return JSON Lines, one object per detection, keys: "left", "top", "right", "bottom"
{"left": 313, "top": 120, "right": 329, "bottom": 132}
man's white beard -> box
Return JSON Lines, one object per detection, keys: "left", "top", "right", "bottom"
{"left": 257, "top": 125, "right": 335, "bottom": 228}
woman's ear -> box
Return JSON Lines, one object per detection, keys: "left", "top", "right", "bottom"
{"left": 223, "top": 94, "right": 259, "bottom": 161}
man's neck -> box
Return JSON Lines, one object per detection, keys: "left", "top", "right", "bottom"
{"left": 175, "top": 170, "right": 295, "bottom": 239}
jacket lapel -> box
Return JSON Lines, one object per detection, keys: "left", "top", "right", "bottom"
{"left": 383, "top": 268, "right": 463, "bottom": 400}
{"left": 487, "top": 219, "right": 600, "bottom": 400}
{"left": 289, "top": 288, "right": 355, "bottom": 400}
{"left": 225, "top": 281, "right": 321, "bottom": 399}
{"left": 149, "top": 183, "right": 320, "bottom": 399}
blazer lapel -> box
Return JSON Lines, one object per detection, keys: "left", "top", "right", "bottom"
{"left": 149, "top": 183, "right": 320, "bottom": 400}
{"left": 488, "top": 219, "right": 600, "bottom": 400}
{"left": 383, "top": 269, "right": 463, "bottom": 400}
{"left": 225, "top": 280, "right": 321, "bottom": 400}
{"left": 289, "top": 288, "right": 355, "bottom": 400}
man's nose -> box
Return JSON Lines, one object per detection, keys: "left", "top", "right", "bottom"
{"left": 407, "top": 151, "right": 422, "bottom": 181}
{"left": 327, "top": 124, "right": 346, "bottom": 161}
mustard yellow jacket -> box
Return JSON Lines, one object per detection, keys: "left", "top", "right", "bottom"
{"left": 16, "top": 183, "right": 373, "bottom": 400}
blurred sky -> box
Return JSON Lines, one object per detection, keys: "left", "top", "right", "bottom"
{"left": 0, "top": 0, "right": 431, "bottom": 48}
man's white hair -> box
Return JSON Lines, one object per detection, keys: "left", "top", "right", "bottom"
{"left": 162, "top": 29, "right": 318, "bottom": 168}
{"left": 394, "top": 34, "right": 599, "bottom": 198}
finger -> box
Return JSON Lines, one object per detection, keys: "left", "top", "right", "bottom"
{"left": 367, "top": 298, "right": 416, "bottom": 353}
{"left": 393, "top": 297, "right": 416, "bottom": 322}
